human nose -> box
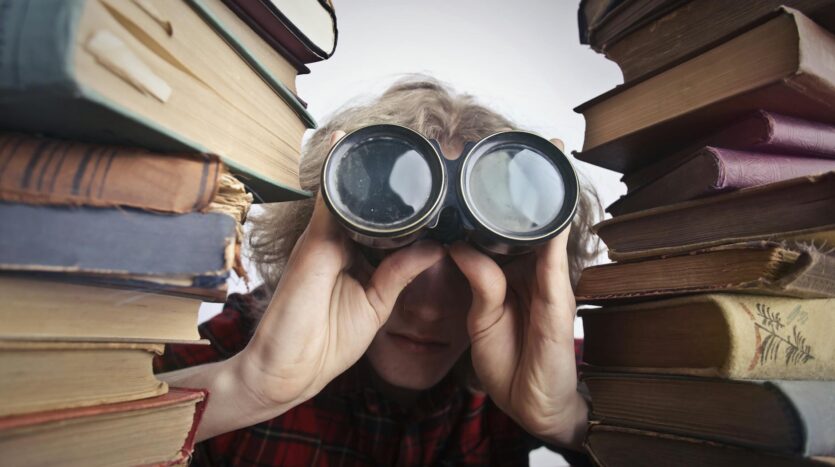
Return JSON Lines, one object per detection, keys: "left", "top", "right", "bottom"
{"left": 400, "top": 285, "right": 445, "bottom": 324}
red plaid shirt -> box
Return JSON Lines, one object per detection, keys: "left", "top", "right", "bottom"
{"left": 155, "top": 290, "right": 590, "bottom": 466}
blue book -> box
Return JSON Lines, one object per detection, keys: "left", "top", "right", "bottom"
{"left": 0, "top": 202, "right": 237, "bottom": 301}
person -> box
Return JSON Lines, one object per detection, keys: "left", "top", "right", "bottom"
{"left": 155, "top": 77, "right": 602, "bottom": 466}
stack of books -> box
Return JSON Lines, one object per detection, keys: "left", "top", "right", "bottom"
{"left": 0, "top": 0, "right": 336, "bottom": 464}
{"left": 574, "top": 3, "right": 835, "bottom": 466}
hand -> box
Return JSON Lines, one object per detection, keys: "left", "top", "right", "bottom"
{"left": 448, "top": 137, "right": 588, "bottom": 449}
{"left": 237, "top": 131, "right": 445, "bottom": 409}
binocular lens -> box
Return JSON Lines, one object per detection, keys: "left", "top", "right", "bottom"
{"left": 326, "top": 137, "right": 437, "bottom": 230}
{"left": 465, "top": 145, "right": 565, "bottom": 236}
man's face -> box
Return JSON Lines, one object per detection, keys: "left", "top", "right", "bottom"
{"left": 364, "top": 141, "right": 472, "bottom": 391}
{"left": 365, "top": 254, "right": 472, "bottom": 390}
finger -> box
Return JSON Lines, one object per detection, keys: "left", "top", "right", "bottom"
{"left": 364, "top": 240, "right": 445, "bottom": 323}
{"left": 549, "top": 137, "right": 565, "bottom": 152}
{"left": 448, "top": 241, "right": 507, "bottom": 337}
{"left": 329, "top": 130, "right": 346, "bottom": 147}
{"left": 535, "top": 226, "right": 573, "bottom": 307}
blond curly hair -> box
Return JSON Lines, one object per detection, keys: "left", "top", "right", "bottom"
{"left": 248, "top": 76, "right": 602, "bottom": 306}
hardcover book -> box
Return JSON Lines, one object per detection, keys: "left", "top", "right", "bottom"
{"left": 583, "top": 373, "right": 835, "bottom": 456}
{"left": 0, "top": 0, "right": 315, "bottom": 201}
{"left": 621, "top": 111, "right": 835, "bottom": 193}
{"left": 595, "top": 0, "right": 835, "bottom": 83}
{"left": 594, "top": 172, "right": 835, "bottom": 261}
{"left": 0, "top": 340, "right": 165, "bottom": 416}
{"left": 585, "top": 424, "right": 835, "bottom": 467}
{"left": 0, "top": 388, "right": 207, "bottom": 467}
{"left": 579, "top": 294, "right": 835, "bottom": 379}
{"left": 0, "top": 275, "right": 202, "bottom": 342}
{"left": 0, "top": 202, "right": 237, "bottom": 300}
{"left": 607, "top": 148, "right": 835, "bottom": 216}
{"left": 574, "top": 8, "right": 835, "bottom": 173}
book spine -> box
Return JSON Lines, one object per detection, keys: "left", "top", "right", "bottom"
{"left": 0, "top": 202, "right": 236, "bottom": 276}
{"left": 721, "top": 295, "right": 835, "bottom": 379}
{"left": 0, "top": 0, "right": 82, "bottom": 93}
{"left": 609, "top": 148, "right": 835, "bottom": 215}
{"left": 0, "top": 133, "right": 222, "bottom": 213}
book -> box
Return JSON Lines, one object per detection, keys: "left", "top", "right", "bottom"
{"left": 583, "top": 373, "right": 835, "bottom": 456}
{"left": 582, "top": 0, "right": 688, "bottom": 49}
{"left": 574, "top": 8, "right": 835, "bottom": 173}
{"left": 621, "top": 111, "right": 835, "bottom": 193}
{"left": 595, "top": 0, "right": 835, "bottom": 83}
{"left": 0, "top": 132, "right": 223, "bottom": 214}
{"left": 575, "top": 242, "right": 835, "bottom": 305}
{"left": 585, "top": 424, "right": 835, "bottom": 467}
{"left": 189, "top": 0, "right": 306, "bottom": 91}
{"left": 0, "top": 202, "right": 237, "bottom": 301}
{"left": 579, "top": 294, "right": 835, "bottom": 379}
{"left": 223, "top": 0, "right": 337, "bottom": 65}
{"left": 0, "top": 340, "right": 165, "bottom": 416}
{"left": 607, "top": 148, "right": 835, "bottom": 216}
{"left": 0, "top": 275, "right": 202, "bottom": 342}
{"left": 0, "top": 0, "right": 315, "bottom": 202}
{"left": 0, "top": 387, "right": 206, "bottom": 467}
{"left": 594, "top": 172, "right": 835, "bottom": 261}
{"left": 577, "top": 0, "right": 626, "bottom": 44}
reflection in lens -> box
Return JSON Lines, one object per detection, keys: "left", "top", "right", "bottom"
{"left": 467, "top": 146, "right": 564, "bottom": 235}
{"left": 331, "top": 138, "right": 433, "bottom": 228}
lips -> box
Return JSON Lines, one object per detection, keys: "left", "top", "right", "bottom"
{"left": 387, "top": 332, "right": 449, "bottom": 354}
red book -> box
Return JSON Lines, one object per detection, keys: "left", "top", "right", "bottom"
{"left": 0, "top": 388, "right": 207, "bottom": 466}
{"left": 622, "top": 111, "right": 835, "bottom": 193}
{"left": 608, "top": 147, "right": 835, "bottom": 216}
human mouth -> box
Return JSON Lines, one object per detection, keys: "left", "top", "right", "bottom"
{"left": 387, "top": 332, "right": 449, "bottom": 354}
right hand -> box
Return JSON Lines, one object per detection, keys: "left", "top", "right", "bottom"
{"left": 236, "top": 131, "right": 445, "bottom": 409}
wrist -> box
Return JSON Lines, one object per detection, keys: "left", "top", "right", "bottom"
{"left": 534, "top": 391, "right": 590, "bottom": 451}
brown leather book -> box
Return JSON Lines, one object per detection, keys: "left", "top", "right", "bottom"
{"left": 594, "top": 172, "right": 835, "bottom": 261}
{"left": 607, "top": 148, "right": 835, "bottom": 216}
{"left": 0, "top": 388, "right": 206, "bottom": 467}
{"left": 579, "top": 293, "right": 835, "bottom": 379}
{"left": 621, "top": 111, "right": 835, "bottom": 193}
{"left": 575, "top": 241, "right": 835, "bottom": 305}
{"left": 0, "top": 133, "right": 221, "bottom": 213}
{"left": 597, "top": 0, "right": 835, "bottom": 83}
{"left": 574, "top": 8, "right": 835, "bottom": 173}
{"left": 585, "top": 424, "right": 835, "bottom": 467}
{"left": 583, "top": 373, "right": 835, "bottom": 456}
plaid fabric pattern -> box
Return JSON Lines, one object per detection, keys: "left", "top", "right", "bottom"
{"left": 155, "top": 291, "right": 589, "bottom": 466}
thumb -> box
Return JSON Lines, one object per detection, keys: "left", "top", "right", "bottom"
{"left": 448, "top": 242, "right": 507, "bottom": 338}
{"left": 364, "top": 240, "right": 445, "bottom": 323}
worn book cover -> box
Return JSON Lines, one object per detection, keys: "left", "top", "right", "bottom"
{"left": 0, "top": 388, "right": 207, "bottom": 467}
{"left": 594, "top": 172, "right": 835, "bottom": 261}
{"left": 579, "top": 293, "right": 835, "bottom": 379}
{"left": 607, "top": 148, "right": 835, "bottom": 216}
{"left": 585, "top": 424, "right": 835, "bottom": 467}
{"left": 583, "top": 373, "right": 835, "bottom": 456}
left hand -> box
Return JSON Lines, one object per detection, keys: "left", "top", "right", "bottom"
{"left": 449, "top": 226, "right": 588, "bottom": 449}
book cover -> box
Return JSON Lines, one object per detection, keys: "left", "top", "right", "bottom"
{"left": 586, "top": 424, "right": 835, "bottom": 467}
{"left": 0, "top": 202, "right": 236, "bottom": 279}
{"left": 621, "top": 111, "right": 835, "bottom": 193}
{"left": 579, "top": 294, "right": 835, "bottom": 379}
{"left": 583, "top": 373, "right": 835, "bottom": 456}
{"left": 594, "top": 172, "right": 835, "bottom": 261}
{"left": 607, "top": 148, "right": 835, "bottom": 216}
{"left": 0, "top": 387, "right": 207, "bottom": 467}
{"left": 575, "top": 241, "right": 835, "bottom": 304}
{"left": 574, "top": 8, "right": 835, "bottom": 173}
{"left": 0, "top": 132, "right": 222, "bottom": 213}
{"left": 599, "top": 0, "right": 835, "bottom": 83}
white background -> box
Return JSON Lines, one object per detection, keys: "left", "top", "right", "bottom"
{"left": 205, "top": 1, "right": 625, "bottom": 464}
